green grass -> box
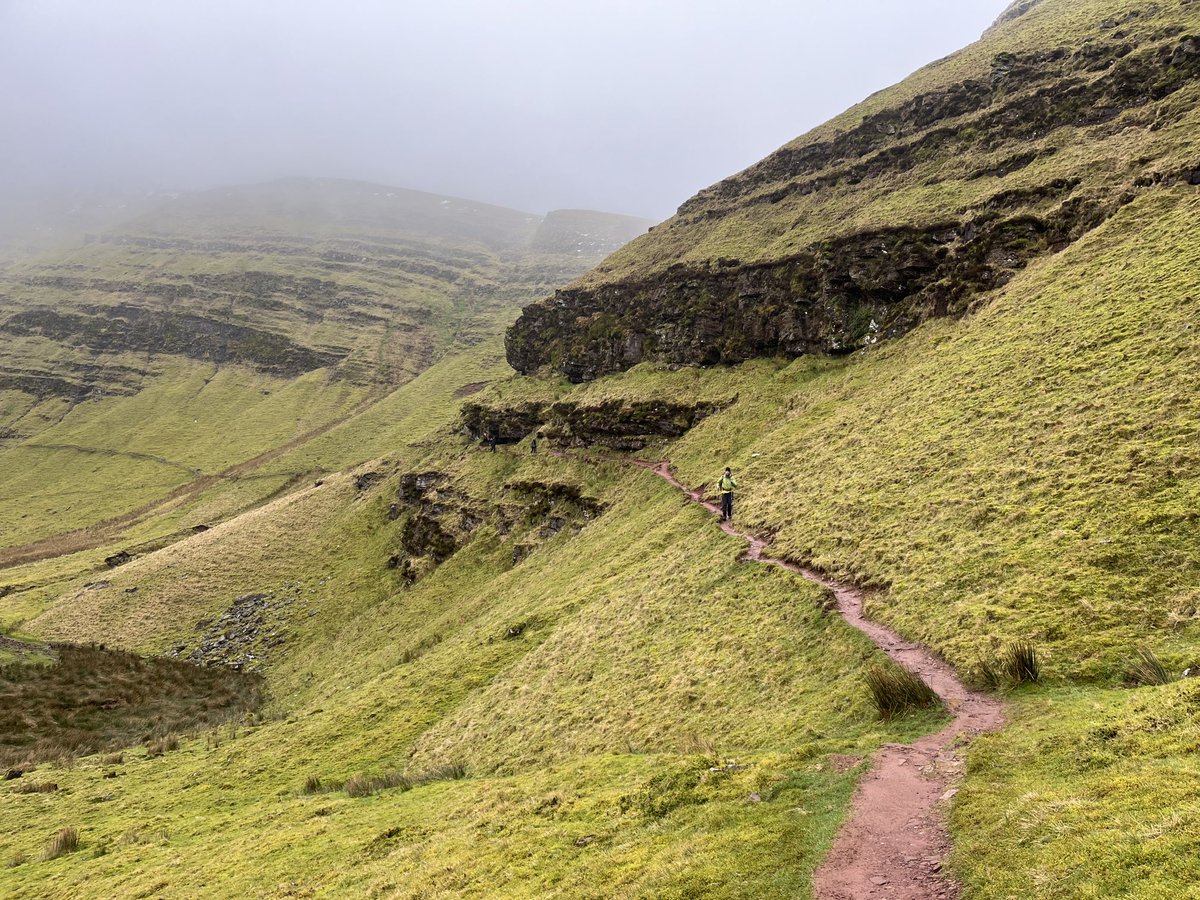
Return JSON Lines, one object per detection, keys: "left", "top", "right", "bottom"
{"left": 0, "top": 445, "right": 938, "bottom": 897}
{"left": 953, "top": 680, "right": 1200, "bottom": 898}
{"left": 632, "top": 190, "right": 1200, "bottom": 682}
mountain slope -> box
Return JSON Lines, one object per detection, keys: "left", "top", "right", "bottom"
{"left": 0, "top": 178, "right": 650, "bottom": 557}
{"left": 507, "top": 0, "right": 1199, "bottom": 380}
{"left": 4, "top": 1, "right": 1200, "bottom": 898}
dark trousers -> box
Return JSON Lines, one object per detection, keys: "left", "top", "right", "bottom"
{"left": 720, "top": 492, "right": 733, "bottom": 521}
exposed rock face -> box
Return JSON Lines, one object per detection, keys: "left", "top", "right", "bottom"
{"left": 460, "top": 398, "right": 731, "bottom": 449}
{"left": 505, "top": 27, "right": 1200, "bottom": 382}
{"left": 1, "top": 305, "right": 345, "bottom": 377}
{"left": 387, "top": 470, "right": 606, "bottom": 584}
{"left": 541, "top": 399, "right": 733, "bottom": 450}
{"left": 507, "top": 203, "right": 1114, "bottom": 381}
{"left": 460, "top": 402, "right": 548, "bottom": 443}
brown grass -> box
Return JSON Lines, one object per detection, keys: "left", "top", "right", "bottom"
{"left": 0, "top": 645, "right": 262, "bottom": 769}
{"left": 43, "top": 827, "right": 78, "bottom": 860}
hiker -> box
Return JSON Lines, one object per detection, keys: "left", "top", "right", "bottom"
{"left": 531, "top": 433, "right": 540, "bottom": 455}
{"left": 488, "top": 431, "right": 497, "bottom": 453}
{"left": 718, "top": 467, "right": 737, "bottom": 522}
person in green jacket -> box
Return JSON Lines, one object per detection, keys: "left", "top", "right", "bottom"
{"left": 718, "top": 468, "right": 737, "bottom": 522}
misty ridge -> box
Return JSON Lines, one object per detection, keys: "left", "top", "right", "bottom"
{"left": 0, "top": 0, "right": 1002, "bottom": 243}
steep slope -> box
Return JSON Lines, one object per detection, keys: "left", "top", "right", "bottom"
{"left": 4, "top": 1, "right": 1200, "bottom": 897}
{"left": 507, "top": 0, "right": 1200, "bottom": 381}
{"left": 0, "top": 429, "right": 941, "bottom": 897}
{"left": 0, "top": 178, "right": 650, "bottom": 558}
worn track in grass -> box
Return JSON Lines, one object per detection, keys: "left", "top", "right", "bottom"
{"left": 633, "top": 458, "right": 1005, "bottom": 900}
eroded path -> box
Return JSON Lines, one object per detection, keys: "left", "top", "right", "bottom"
{"left": 635, "top": 459, "right": 1004, "bottom": 900}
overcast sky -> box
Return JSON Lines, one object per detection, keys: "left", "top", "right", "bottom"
{"left": 1, "top": 0, "right": 1005, "bottom": 220}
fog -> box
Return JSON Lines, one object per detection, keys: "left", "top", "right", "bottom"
{"left": 1, "top": 0, "right": 1004, "bottom": 220}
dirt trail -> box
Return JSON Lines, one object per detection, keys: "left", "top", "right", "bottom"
{"left": 634, "top": 459, "right": 1004, "bottom": 900}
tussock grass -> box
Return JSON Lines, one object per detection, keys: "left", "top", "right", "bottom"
{"left": 10, "top": 781, "right": 57, "bottom": 795}
{"left": 1125, "top": 646, "right": 1175, "bottom": 687}
{"left": 970, "top": 657, "right": 1004, "bottom": 691}
{"left": 0, "top": 645, "right": 261, "bottom": 769}
{"left": 145, "top": 735, "right": 179, "bottom": 758}
{"left": 865, "top": 664, "right": 942, "bottom": 720}
{"left": 1003, "top": 642, "right": 1040, "bottom": 685}
{"left": 342, "top": 762, "right": 467, "bottom": 798}
{"left": 43, "top": 827, "right": 78, "bottom": 861}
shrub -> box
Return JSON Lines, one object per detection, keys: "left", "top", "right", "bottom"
{"left": 1003, "top": 641, "right": 1040, "bottom": 684}
{"left": 865, "top": 664, "right": 941, "bottom": 720}
{"left": 43, "top": 827, "right": 79, "bottom": 860}
{"left": 1126, "top": 646, "right": 1175, "bottom": 686}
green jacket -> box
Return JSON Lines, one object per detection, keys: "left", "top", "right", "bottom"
{"left": 718, "top": 475, "right": 737, "bottom": 494}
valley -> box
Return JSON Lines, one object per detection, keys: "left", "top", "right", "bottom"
{"left": 2, "top": 0, "right": 1199, "bottom": 897}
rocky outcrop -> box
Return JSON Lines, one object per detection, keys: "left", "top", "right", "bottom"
{"left": 1, "top": 305, "right": 345, "bottom": 377}
{"left": 386, "top": 470, "right": 606, "bottom": 584}
{"left": 507, "top": 200, "right": 1117, "bottom": 381}
{"left": 541, "top": 399, "right": 733, "bottom": 450}
{"left": 459, "top": 397, "right": 732, "bottom": 448}
{"left": 505, "top": 25, "right": 1200, "bottom": 383}
{"left": 460, "top": 402, "right": 548, "bottom": 443}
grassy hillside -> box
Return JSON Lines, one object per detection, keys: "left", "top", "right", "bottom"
{"left": 0, "top": 178, "right": 650, "bottom": 565}
{"left": 507, "top": 0, "right": 1200, "bottom": 380}
{"left": 4, "top": 0, "right": 1200, "bottom": 896}
{"left": 0, "top": 422, "right": 942, "bottom": 897}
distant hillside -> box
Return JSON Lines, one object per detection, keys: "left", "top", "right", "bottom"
{"left": 0, "top": 178, "right": 646, "bottom": 556}
{"left": 507, "top": 0, "right": 1200, "bottom": 380}
{"left": 529, "top": 209, "right": 652, "bottom": 256}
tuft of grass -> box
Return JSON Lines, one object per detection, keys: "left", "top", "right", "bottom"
{"left": 971, "top": 657, "right": 1004, "bottom": 691}
{"left": 145, "top": 734, "right": 180, "bottom": 758}
{"left": 1003, "top": 642, "right": 1040, "bottom": 685}
{"left": 1125, "top": 646, "right": 1175, "bottom": 687}
{"left": 43, "top": 827, "right": 78, "bottom": 861}
{"left": 865, "top": 664, "right": 941, "bottom": 720}
{"left": 342, "top": 774, "right": 373, "bottom": 798}
{"left": 301, "top": 775, "right": 323, "bottom": 795}
{"left": 10, "top": 781, "right": 57, "bottom": 795}
{"left": 342, "top": 762, "right": 467, "bottom": 799}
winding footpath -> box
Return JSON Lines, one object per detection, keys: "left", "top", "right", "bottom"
{"left": 634, "top": 459, "right": 1004, "bottom": 900}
